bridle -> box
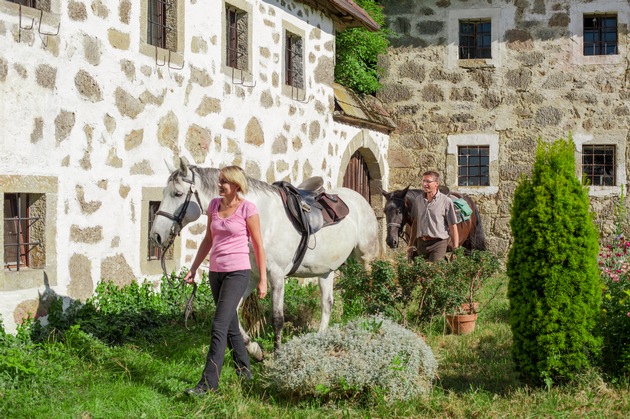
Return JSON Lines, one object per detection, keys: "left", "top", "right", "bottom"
{"left": 154, "top": 169, "right": 205, "bottom": 325}
{"left": 156, "top": 169, "right": 205, "bottom": 251}
{"left": 386, "top": 196, "right": 410, "bottom": 244}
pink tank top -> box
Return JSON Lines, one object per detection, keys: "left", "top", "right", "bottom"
{"left": 208, "top": 198, "right": 258, "bottom": 272}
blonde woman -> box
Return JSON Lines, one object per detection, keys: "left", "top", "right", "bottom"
{"left": 183, "top": 165, "right": 267, "bottom": 395}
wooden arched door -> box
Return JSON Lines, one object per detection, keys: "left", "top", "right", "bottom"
{"left": 343, "top": 151, "right": 371, "bottom": 203}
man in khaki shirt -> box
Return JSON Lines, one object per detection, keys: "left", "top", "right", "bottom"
{"left": 408, "top": 171, "right": 459, "bottom": 262}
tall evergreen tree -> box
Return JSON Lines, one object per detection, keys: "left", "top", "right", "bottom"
{"left": 507, "top": 137, "right": 601, "bottom": 386}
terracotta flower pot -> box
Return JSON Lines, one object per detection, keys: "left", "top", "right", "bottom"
{"left": 445, "top": 313, "right": 478, "bottom": 335}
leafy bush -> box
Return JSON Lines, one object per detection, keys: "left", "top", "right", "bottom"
{"left": 282, "top": 278, "right": 321, "bottom": 334}
{"left": 0, "top": 317, "right": 39, "bottom": 382}
{"left": 338, "top": 251, "right": 500, "bottom": 324}
{"left": 263, "top": 316, "right": 437, "bottom": 401}
{"left": 338, "top": 259, "right": 401, "bottom": 321}
{"left": 31, "top": 271, "right": 214, "bottom": 345}
{"left": 334, "top": 0, "right": 391, "bottom": 94}
{"left": 507, "top": 137, "right": 601, "bottom": 386}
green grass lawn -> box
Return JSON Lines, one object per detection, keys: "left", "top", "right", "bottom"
{"left": 2, "top": 274, "right": 630, "bottom": 418}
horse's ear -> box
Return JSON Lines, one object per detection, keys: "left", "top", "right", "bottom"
{"left": 381, "top": 189, "right": 390, "bottom": 198}
{"left": 402, "top": 185, "right": 411, "bottom": 196}
{"left": 179, "top": 156, "right": 190, "bottom": 177}
{"left": 165, "top": 158, "right": 176, "bottom": 173}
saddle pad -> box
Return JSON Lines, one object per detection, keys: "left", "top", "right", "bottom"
{"left": 317, "top": 192, "right": 349, "bottom": 226}
{"left": 452, "top": 197, "right": 473, "bottom": 223}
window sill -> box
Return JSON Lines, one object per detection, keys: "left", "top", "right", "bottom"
{"left": 454, "top": 186, "right": 499, "bottom": 195}
{"left": 139, "top": 43, "right": 184, "bottom": 68}
{"left": 458, "top": 59, "right": 495, "bottom": 69}
{"left": 572, "top": 53, "right": 622, "bottom": 66}
{"left": 0, "top": 1, "right": 60, "bottom": 34}
{"left": 588, "top": 185, "right": 624, "bottom": 197}
{"left": 221, "top": 64, "right": 254, "bottom": 85}
{"left": 282, "top": 84, "right": 307, "bottom": 101}
{"left": 0, "top": 268, "right": 57, "bottom": 291}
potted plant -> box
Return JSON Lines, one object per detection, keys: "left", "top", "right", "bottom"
{"left": 443, "top": 248, "right": 500, "bottom": 334}
{"left": 413, "top": 248, "right": 500, "bottom": 334}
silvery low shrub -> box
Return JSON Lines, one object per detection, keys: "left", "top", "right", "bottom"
{"left": 263, "top": 316, "right": 438, "bottom": 401}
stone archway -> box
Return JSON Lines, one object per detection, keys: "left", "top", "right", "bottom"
{"left": 337, "top": 130, "right": 387, "bottom": 252}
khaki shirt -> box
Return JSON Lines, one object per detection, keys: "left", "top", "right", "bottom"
{"left": 411, "top": 190, "right": 458, "bottom": 240}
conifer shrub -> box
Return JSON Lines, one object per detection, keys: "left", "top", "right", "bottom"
{"left": 263, "top": 316, "right": 437, "bottom": 401}
{"left": 507, "top": 137, "right": 601, "bottom": 386}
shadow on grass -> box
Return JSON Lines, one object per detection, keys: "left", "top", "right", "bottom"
{"left": 436, "top": 330, "right": 522, "bottom": 395}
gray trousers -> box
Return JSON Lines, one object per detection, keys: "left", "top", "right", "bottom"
{"left": 199, "top": 269, "right": 251, "bottom": 389}
{"left": 413, "top": 237, "right": 449, "bottom": 262}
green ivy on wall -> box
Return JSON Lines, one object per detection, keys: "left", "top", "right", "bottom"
{"left": 335, "top": 0, "right": 391, "bottom": 95}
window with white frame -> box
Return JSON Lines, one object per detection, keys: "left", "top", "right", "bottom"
{"left": 582, "top": 145, "right": 616, "bottom": 186}
{"left": 225, "top": 5, "right": 248, "bottom": 70}
{"left": 147, "top": 0, "right": 178, "bottom": 51}
{"left": 447, "top": 8, "right": 501, "bottom": 69}
{"left": 570, "top": 2, "right": 626, "bottom": 65}
{"left": 3, "top": 193, "right": 45, "bottom": 271}
{"left": 459, "top": 20, "right": 492, "bottom": 59}
{"left": 139, "top": 0, "right": 184, "bottom": 67}
{"left": 447, "top": 134, "right": 499, "bottom": 193}
{"left": 583, "top": 14, "right": 618, "bottom": 56}
{"left": 458, "top": 146, "right": 490, "bottom": 186}
{"left": 1, "top": 175, "right": 57, "bottom": 291}
{"left": 573, "top": 133, "right": 627, "bottom": 196}
{"left": 285, "top": 31, "right": 304, "bottom": 89}
{"left": 282, "top": 21, "right": 306, "bottom": 99}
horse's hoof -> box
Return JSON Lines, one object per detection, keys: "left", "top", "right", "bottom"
{"left": 247, "top": 342, "right": 264, "bottom": 362}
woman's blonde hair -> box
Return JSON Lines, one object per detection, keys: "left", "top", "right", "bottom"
{"left": 220, "top": 166, "right": 248, "bottom": 194}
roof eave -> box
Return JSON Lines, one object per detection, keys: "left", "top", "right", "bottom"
{"left": 297, "top": 0, "right": 380, "bottom": 32}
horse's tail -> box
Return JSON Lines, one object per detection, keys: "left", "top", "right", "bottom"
{"left": 468, "top": 196, "right": 487, "bottom": 251}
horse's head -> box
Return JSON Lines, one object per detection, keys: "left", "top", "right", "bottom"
{"left": 150, "top": 157, "right": 204, "bottom": 250}
{"left": 382, "top": 186, "right": 410, "bottom": 249}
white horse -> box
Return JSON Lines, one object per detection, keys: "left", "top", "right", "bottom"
{"left": 150, "top": 157, "right": 380, "bottom": 360}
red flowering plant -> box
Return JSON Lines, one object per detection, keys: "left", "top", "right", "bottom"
{"left": 597, "top": 236, "right": 630, "bottom": 377}
{"left": 596, "top": 186, "right": 630, "bottom": 377}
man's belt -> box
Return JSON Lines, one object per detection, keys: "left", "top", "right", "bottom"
{"left": 421, "top": 236, "right": 442, "bottom": 241}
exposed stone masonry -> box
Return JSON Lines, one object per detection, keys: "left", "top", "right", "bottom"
{"left": 380, "top": 0, "right": 630, "bottom": 253}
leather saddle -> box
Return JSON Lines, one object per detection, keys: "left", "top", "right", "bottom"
{"left": 273, "top": 177, "right": 349, "bottom": 276}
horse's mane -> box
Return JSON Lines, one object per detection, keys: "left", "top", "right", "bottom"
{"left": 175, "top": 165, "right": 277, "bottom": 196}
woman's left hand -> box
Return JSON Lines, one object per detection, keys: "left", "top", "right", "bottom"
{"left": 257, "top": 277, "right": 267, "bottom": 299}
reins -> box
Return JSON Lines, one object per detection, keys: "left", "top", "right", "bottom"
{"left": 157, "top": 169, "right": 205, "bottom": 327}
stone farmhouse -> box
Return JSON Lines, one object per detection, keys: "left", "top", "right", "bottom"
{"left": 379, "top": 0, "right": 630, "bottom": 255}
{"left": 0, "top": 0, "right": 395, "bottom": 332}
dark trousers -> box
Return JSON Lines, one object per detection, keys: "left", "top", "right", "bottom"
{"left": 413, "top": 237, "right": 448, "bottom": 262}
{"left": 199, "top": 270, "right": 251, "bottom": 390}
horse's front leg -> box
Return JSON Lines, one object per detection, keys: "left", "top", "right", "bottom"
{"left": 318, "top": 271, "right": 335, "bottom": 332}
{"left": 269, "top": 270, "right": 285, "bottom": 351}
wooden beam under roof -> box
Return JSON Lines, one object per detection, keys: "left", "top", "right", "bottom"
{"left": 297, "top": 0, "right": 380, "bottom": 32}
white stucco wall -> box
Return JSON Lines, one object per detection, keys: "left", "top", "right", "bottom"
{"left": 0, "top": 0, "right": 389, "bottom": 332}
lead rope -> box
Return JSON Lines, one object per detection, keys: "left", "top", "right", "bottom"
{"left": 158, "top": 173, "right": 200, "bottom": 329}
{"left": 160, "top": 241, "right": 197, "bottom": 329}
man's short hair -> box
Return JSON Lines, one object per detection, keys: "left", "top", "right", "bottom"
{"left": 422, "top": 171, "right": 440, "bottom": 183}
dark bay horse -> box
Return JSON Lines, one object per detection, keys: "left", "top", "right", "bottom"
{"left": 382, "top": 186, "right": 487, "bottom": 253}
